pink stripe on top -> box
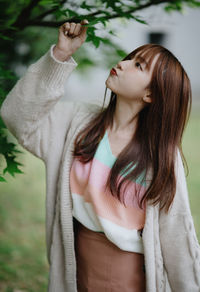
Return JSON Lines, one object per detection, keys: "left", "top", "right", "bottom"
{"left": 70, "top": 130, "right": 146, "bottom": 253}
{"left": 70, "top": 158, "right": 145, "bottom": 229}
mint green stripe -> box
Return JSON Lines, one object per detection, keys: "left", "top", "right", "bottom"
{"left": 94, "top": 131, "right": 146, "bottom": 187}
{"left": 120, "top": 163, "right": 146, "bottom": 186}
{"left": 94, "top": 131, "right": 116, "bottom": 167}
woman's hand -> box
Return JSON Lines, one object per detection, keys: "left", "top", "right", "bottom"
{"left": 53, "top": 19, "right": 89, "bottom": 62}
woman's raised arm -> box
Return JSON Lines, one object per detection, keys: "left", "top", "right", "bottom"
{"left": 0, "top": 20, "right": 88, "bottom": 162}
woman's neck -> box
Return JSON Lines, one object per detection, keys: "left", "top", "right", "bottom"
{"left": 109, "top": 96, "right": 144, "bottom": 136}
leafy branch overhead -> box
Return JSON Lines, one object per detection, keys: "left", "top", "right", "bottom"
{"left": 0, "top": 0, "right": 200, "bottom": 182}
{"left": 2, "top": 0, "right": 200, "bottom": 46}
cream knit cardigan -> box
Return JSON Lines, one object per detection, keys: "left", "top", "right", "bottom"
{"left": 1, "top": 44, "right": 200, "bottom": 292}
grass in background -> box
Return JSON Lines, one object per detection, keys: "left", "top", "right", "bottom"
{"left": 0, "top": 150, "right": 48, "bottom": 292}
{"left": 0, "top": 110, "right": 199, "bottom": 291}
{"left": 182, "top": 109, "right": 200, "bottom": 240}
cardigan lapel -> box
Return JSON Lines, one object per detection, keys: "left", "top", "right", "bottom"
{"left": 57, "top": 112, "right": 95, "bottom": 291}
{"left": 142, "top": 166, "right": 157, "bottom": 292}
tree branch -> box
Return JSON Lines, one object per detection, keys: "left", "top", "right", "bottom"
{"left": 27, "top": 0, "right": 171, "bottom": 28}
{"left": 14, "top": 0, "right": 41, "bottom": 29}
{"left": 34, "top": 0, "right": 67, "bottom": 21}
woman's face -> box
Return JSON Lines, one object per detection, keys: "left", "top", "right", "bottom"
{"left": 105, "top": 53, "right": 158, "bottom": 103}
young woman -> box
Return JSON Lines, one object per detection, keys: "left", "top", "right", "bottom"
{"left": 1, "top": 19, "right": 200, "bottom": 292}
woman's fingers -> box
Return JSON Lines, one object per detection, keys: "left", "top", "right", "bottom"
{"left": 68, "top": 22, "right": 76, "bottom": 35}
{"left": 61, "top": 22, "right": 70, "bottom": 36}
{"left": 79, "top": 19, "right": 89, "bottom": 40}
{"left": 60, "top": 20, "right": 89, "bottom": 39}
{"left": 81, "top": 19, "right": 89, "bottom": 25}
{"left": 73, "top": 23, "right": 82, "bottom": 36}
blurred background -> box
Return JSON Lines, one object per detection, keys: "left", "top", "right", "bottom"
{"left": 0, "top": 1, "right": 200, "bottom": 291}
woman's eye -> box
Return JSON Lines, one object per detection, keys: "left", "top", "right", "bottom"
{"left": 135, "top": 62, "right": 142, "bottom": 70}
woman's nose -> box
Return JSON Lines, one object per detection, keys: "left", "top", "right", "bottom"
{"left": 116, "top": 60, "right": 129, "bottom": 70}
{"left": 116, "top": 61, "right": 123, "bottom": 70}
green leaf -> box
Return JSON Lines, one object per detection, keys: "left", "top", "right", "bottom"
{"left": 131, "top": 15, "right": 148, "bottom": 25}
{"left": 0, "top": 117, "right": 6, "bottom": 129}
{"left": 108, "top": 30, "right": 117, "bottom": 37}
{"left": 92, "top": 37, "right": 100, "bottom": 48}
{"left": 3, "top": 155, "right": 24, "bottom": 177}
{"left": 99, "top": 10, "right": 111, "bottom": 17}
{"left": 0, "top": 134, "right": 23, "bottom": 155}
{"left": 0, "top": 175, "right": 7, "bottom": 182}
{"left": 80, "top": 1, "right": 97, "bottom": 11}
{"left": 99, "top": 38, "right": 113, "bottom": 45}
{"left": 116, "top": 49, "right": 127, "bottom": 58}
{"left": 164, "top": 1, "right": 183, "bottom": 13}
{"left": 39, "top": 0, "right": 54, "bottom": 6}
{"left": 0, "top": 34, "right": 13, "bottom": 41}
{"left": 64, "top": 8, "right": 79, "bottom": 18}
{"left": 104, "top": 0, "right": 122, "bottom": 9}
{"left": 185, "top": 0, "right": 200, "bottom": 7}
{"left": 54, "top": 8, "right": 69, "bottom": 20}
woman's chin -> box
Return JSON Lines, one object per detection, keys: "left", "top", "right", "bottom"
{"left": 105, "top": 79, "right": 114, "bottom": 91}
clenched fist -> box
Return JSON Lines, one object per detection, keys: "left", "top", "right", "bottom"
{"left": 53, "top": 19, "right": 89, "bottom": 62}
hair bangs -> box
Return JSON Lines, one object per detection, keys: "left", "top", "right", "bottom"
{"left": 123, "top": 44, "right": 164, "bottom": 71}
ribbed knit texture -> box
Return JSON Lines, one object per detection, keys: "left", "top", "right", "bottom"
{"left": 1, "top": 44, "right": 200, "bottom": 292}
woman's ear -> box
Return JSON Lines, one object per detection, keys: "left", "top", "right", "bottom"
{"left": 143, "top": 96, "right": 152, "bottom": 103}
{"left": 143, "top": 90, "right": 152, "bottom": 103}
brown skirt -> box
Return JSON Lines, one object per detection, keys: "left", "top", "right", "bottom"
{"left": 73, "top": 218, "right": 146, "bottom": 292}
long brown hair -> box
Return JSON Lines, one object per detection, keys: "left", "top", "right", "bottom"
{"left": 73, "top": 44, "right": 192, "bottom": 214}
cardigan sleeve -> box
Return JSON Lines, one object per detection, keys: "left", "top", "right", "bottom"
{"left": 159, "top": 149, "right": 200, "bottom": 291}
{"left": 0, "top": 44, "right": 80, "bottom": 162}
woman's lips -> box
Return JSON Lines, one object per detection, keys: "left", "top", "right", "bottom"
{"left": 110, "top": 68, "right": 117, "bottom": 75}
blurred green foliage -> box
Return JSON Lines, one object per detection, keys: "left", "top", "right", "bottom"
{"left": 0, "top": 148, "right": 48, "bottom": 291}
{"left": 0, "top": 0, "right": 200, "bottom": 181}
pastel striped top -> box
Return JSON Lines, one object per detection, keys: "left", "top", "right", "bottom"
{"left": 70, "top": 130, "right": 147, "bottom": 254}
